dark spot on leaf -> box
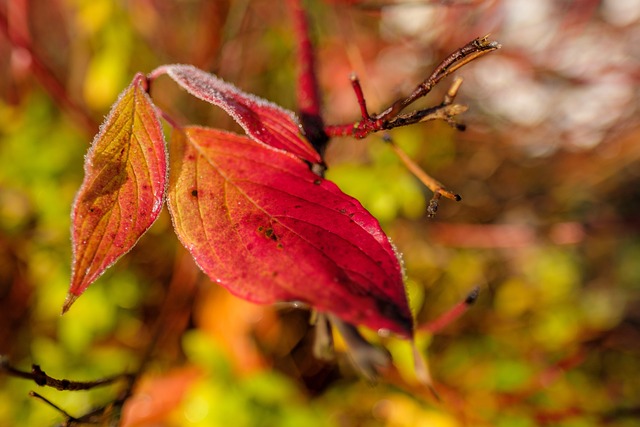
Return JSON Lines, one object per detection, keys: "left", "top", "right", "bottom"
{"left": 314, "top": 179, "right": 321, "bottom": 185}
{"left": 191, "top": 189, "right": 198, "bottom": 197}
{"left": 339, "top": 209, "right": 347, "bottom": 214}
{"left": 277, "top": 243, "right": 283, "bottom": 250}
{"left": 257, "top": 226, "right": 264, "bottom": 232}
{"left": 265, "top": 228, "right": 278, "bottom": 241}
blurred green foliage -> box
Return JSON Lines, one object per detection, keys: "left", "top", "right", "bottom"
{"left": 1, "top": 1, "right": 640, "bottom": 426}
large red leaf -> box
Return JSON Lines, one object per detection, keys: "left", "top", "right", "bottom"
{"left": 167, "top": 126, "right": 413, "bottom": 337}
{"left": 151, "top": 64, "right": 323, "bottom": 165}
{"left": 65, "top": 74, "right": 167, "bottom": 312}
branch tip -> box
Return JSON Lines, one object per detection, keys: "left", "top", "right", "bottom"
{"left": 385, "top": 137, "right": 460, "bottom": 215}
{"left": 350, "top": 74, "right": 371, "bottom": 121}
{"left": 465, "top": 286, "right": 480, "bottom": 304}
{"left": 477, "top": 33, "right": 502, "bottom": 50}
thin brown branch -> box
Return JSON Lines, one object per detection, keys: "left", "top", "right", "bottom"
{"left": 377, "top": 34, "right": 500, "bottom": 121}
{"left": 324, "top": 35, "right": 500, "bottom": 139}
{"left": 28, "top": 392, "right": 75, "bottom": 420}
{"left": 30, "top": 391, "right": 123, "bottom": 426}
{"left": 384, "top": 103, "right": 469, "bottom": 130}
{"left": 0, "top": 356, "right": 130, "bottom": 391}
{"left": 384, "top": 135, "right": 461, "bottom": 203}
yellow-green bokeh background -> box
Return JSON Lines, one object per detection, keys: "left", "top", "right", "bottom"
{"left": 1, "top": 1, "right": 639, "bottom": 426}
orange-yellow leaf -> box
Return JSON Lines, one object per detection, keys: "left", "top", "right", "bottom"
{"left": 65, "top": 73, "right": 167, "bottom": 312}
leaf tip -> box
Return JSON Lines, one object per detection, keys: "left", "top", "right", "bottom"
{"left": 131, "top": 72, "right": 149, "bottom": 93}
{"left": 61, "top": 293, "right": 78, "bottom": 315}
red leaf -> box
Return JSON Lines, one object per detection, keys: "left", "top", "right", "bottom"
{"left": 167, "top": 126, "right": 412, "bottom": 337}
{"left": 65, "top": 74, "right": 167, "bottom": 312}
{"left": 151, "top": 64, "right": 323, "bottom": 165}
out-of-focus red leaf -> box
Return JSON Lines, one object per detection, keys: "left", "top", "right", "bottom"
{"left": 65, "top": 74, "right": 167, "bottom": 312}
{"left": 167, "top": 126, "right": 412, "bottom": 337}
{"left": 151, "top": 64, "right": 324, "bottom": 165}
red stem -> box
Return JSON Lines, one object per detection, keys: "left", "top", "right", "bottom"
{"left": 421, "top": 287, "right": 479, "bottom": 333}
{"left": 285, "top": 0, "right": 330, "bottom": 158}
{"left": 350, "top": 74, "right": 371, "bottom": 120}
{"left": 286, "top": 0, "right": 322, "bottom": 117}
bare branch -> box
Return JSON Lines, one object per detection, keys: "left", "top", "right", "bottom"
{"left": 420, "top": 286, "right": 480, "bottom": 333}
{"left": 377, "top": 35, "right": 500, "bottom": 121}
{"left": 0, "top": 356, "right": 130, "bottom": 391}
{"left": 383, "top": 134, "right": 462, "bottom": 205}
{"left": 324, "top": 35, "right": 500, "bottom": 139}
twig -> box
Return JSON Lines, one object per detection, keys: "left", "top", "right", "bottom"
{"left": 0, "top": 356, "right": 130, "bottom": 391}
{"left": 29, "top": 392, "right": 75, "bottom": 420}
{"left": 30, "top": 391, "right": 122, "bottom": 426}
{"left": 386, "top": 136, "right": 461, "bottom": 201}
{"left": 347, "top": 76, "right": 469, "bottom": 215}
{"left": 350, "top": 74, "right": 372, "bottom": 121}
{"left": 378, "top": 34, "right": 500, "bottom": 120}
{"left": 384, "top": 103, "right": 468, "bottom": 130}
{"left": 324, "top": 35, "right": 500, "bottom": 139}
{"left": 420, "top": 286, "right": 480, "bottom": 333}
